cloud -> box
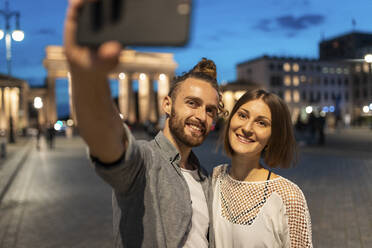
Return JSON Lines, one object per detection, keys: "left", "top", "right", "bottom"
{"left": 253, "top": 19, "right": 274, "bottom": 32}
{"left": 35, "top": 28, "right": 57, "bottom": 36}
{"left": 276, "top": 14, "right": 325, "bottom": 30}
{"left": 254, "top": 14, "right": 325, "bottom": 36}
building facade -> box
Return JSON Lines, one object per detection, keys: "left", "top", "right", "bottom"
{"left": 319, "top": 32, "right": 372, "bottom": 60}
{"left": 236, "top": 56, "right": 353, "bottom": 123}
{"left": 43, "top": 46, "right": 177, "bottom": 126}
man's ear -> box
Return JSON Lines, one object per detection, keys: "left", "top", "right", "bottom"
{"left": 162, "top": 96, "right": 172, "bottom": 116}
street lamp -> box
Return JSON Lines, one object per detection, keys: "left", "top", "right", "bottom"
{"left": 364, "top": 54, "right": 372, "bottom": 63}
{"left": 0, "top": 0, "right": 24, "bottom": 75}
{"left": 34, "top": 97, "right": 43, "bottom": 110}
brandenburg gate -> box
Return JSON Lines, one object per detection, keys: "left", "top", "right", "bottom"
{"left": 43, "top": 46, "right": 177, "bottom": 125}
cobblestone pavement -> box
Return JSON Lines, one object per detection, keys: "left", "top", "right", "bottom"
{"left": 0, "top": 128, "right": 371, "bottom": 248}
{"left": 0, "top": 137, "right": 113, "bottom": 248}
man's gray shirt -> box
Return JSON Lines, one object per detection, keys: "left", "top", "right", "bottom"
{"left": 91, "top": 125, "right": 215, "bottom": 248}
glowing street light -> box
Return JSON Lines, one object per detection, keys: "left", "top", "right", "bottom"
{"left": 364, "top": 54, "right": 372, "bottom": 63}
{"left": 0, "top": 0, "right": 24, "bottom": 75}
{"left": 363, "top": 106, "right": 370, "bottom": 113}
{"left": 305, "top": 106, "right": 313, "bottom": 114}
{"left": 11, "top": 29, "right": 24, "bottom": 41}
{"left": 33, "top": 97, "right": 43, "bottom": 109}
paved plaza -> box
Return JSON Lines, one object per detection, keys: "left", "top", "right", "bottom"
{"left": 0, "top": 127, "right": 371, "bottom": 247}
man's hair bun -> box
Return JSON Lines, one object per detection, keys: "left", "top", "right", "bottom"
{"left": 191, "top": 57, "right": 217, "bottom": 81}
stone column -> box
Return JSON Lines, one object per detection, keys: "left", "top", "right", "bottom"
{"left": 0, "top": 88, "right": 6, "bottom": 130}
{"left": 46, "top": 76, "right": 57, "bottom": 125}
{"left": 38, "top": 98, "right": 47, "bottom": 126}
{"left": 148, "top": 76, "right": 157, "bottom": 123}
{"left": 119, "top": 73, "right": 136, "bottom": 124}
{"left": 4, "top": 87, "right": 10, "bottom": 127}
{"left": 157, "top": 73, "right": 170, "bottom": 116}
{"left": 138, "top": 73, "right": 150, "bottom": 123}
{"left": 67, "top": 72, "right": 77, "bottom": 125}
{"left": 20, "top": 85, "right": 29, "bottom": 129}
{"left": 10, "top": 87, "right": 20, "bottom": 131}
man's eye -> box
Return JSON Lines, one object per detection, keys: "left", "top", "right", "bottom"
{"left": 237, "top": 112, "right": 247, "bottom": 119}
{"left": 187, "top": 101, "right": 195, "bottom": 106}
{"left": 207, "top": 108, "right": 216, "bottom": 117}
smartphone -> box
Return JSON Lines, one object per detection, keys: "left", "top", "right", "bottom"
{"left": 76, "top": 0, "right": 192, "bottom": 47}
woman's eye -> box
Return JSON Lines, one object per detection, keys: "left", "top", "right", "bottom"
{"left": 257, "top": 121, "right": 268, "bottom": 127}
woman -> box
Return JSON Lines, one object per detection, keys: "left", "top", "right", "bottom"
{"left": 212, "top": 89, "right": 312, "bottom": 247}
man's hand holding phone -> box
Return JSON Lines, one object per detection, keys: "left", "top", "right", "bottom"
{"left": 64, "top": 0, "right": 122, "bottom": 79}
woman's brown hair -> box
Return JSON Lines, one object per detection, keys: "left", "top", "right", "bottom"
{"left": 223, "top": 89, "right": 297, "bottom": 168}
{"left": 168, "top": 58, "right": 227, "bottom": 117}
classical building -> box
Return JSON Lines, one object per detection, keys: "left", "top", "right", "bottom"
{"left": 0, "top": 74, "right": 30, "bottom": 141}
{"left": 236, "top": 56, "right": 353, "bottom": 122}
{"left": 319, "top": 31, "right": 372, "bottom": 60}
{"left": 349, "top": 61, "right": 372, "bottom": 120}
{"left": 220, "top": 80, "right": 259, "bottom": 113}
{"left": 319, "top": 31, "right": 372, "bottom": 122}
{"left": 42, "top": 45, "right": 177, "bottom": 125}
{"left": 228, "top": 31, "right": 372, "bottom": 124}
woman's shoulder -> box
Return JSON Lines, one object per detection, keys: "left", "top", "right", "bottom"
{"left": 211, "top": 164, "right": 229, "bottom": 180}
{"left": 271, "top": 176, "right": 308, "bottom": 206}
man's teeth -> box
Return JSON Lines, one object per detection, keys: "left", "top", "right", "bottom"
{"left": 189, "top": 124, "right": 201, "bottom": 131}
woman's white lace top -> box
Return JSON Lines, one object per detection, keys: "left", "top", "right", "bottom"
{"left": 212, "top": 164, "right": 312, "bottom": 248}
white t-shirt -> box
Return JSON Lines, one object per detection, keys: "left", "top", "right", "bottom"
{"left": 181, "top": 168, "right": 209, "bottom": 248}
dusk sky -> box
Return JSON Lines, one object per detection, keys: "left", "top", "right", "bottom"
{"left": 1, "top": 0, "right": 372, "bottom": 117}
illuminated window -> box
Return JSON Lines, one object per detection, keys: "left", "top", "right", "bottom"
{"left": 283, "top": 63, "right": 291, "bottom": 72}
{"left": 300, "top": 75, "right": 306, "bottom": 83}
{"left": 322, "top": 67, "right": 328, "bottom": 73}
{"left": 355, "top": 65, "right": 361, "bottom": 72}
{"left": 336, "top": 68, "right": 342, "bottom": 74}
{"left": 293, "top": 90, "right": 300, "bottom": 102}
{"left": 284, "top": 75, "right": 291, "bottom": 86}
{"left": 363, "top": 63, "right": 369, "bottom": 73}
{"left": 293, "top": 63, "right": 299, "bottom": 72}
{"left": 284, "top": 90, "right": 291, "bottom": 103}
{"left": 293, "top": 76, "right": 299, "bottom": 86}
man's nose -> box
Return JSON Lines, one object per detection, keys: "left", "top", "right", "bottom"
{"left": 194, "top": 107, "right": 207, "bottom": 122}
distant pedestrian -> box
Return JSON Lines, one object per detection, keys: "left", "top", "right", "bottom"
{"left": 316, "top": 113, "right": 326, "bottom": 145}
{"left": 307, "top": 112, "right": 317, "bottom": 145}
{"left": 46, "top": 124, "right": 55, "bottom": 149}
{"left": 0, "top": 129, "right": 6, "bottom": 158}
{"left": 36, "top": 125, "right": 42, "bottom": 150}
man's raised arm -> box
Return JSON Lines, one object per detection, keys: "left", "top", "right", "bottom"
{"left": 64, "top": 0, "right": 126, "bottom": 163}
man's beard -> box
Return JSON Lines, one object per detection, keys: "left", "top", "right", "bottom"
{"left": 169, "top": 108, "right": 207, "bottom": 147}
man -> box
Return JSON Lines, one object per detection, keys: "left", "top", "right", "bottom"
{"left": 64, "top": 0, "right": 224, "bottom": 247}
